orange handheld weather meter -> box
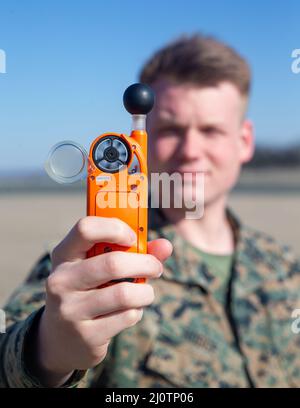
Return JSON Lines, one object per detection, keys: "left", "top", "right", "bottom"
{"left": 45, "top": 83, "right": 155, "bottom": 288}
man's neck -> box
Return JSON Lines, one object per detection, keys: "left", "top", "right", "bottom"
{"left": 161, "top": 195, "right": 235, "bottom": 255}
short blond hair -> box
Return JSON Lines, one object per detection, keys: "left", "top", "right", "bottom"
{"left": 139, "top": 34, "right": 251, "bottom": 97}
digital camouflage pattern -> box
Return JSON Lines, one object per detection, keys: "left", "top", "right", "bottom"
{"left": 1, "top": 207, "right": 300, "bottom": 388}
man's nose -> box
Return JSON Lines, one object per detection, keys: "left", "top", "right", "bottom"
{"left": 180, "top": 128, "right": 204, "bottom": 160}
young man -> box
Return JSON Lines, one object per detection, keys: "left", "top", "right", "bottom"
{"left": 1, "top": 34, "right": 300, "bottom": 388}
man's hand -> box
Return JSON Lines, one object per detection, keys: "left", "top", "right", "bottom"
{"left": 34, "top": 216, "right": 172, "bottom": 387}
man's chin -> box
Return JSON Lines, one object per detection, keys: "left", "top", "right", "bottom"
{"left": 172, "top": 186, "right": 227, "bottom": 209}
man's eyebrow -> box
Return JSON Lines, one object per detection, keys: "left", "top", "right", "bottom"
{"left": 156, "top": 119, "right": 185, "bottom": 126}
{"left": 156, "top": 111, "right": 176, "bottom": 121}
{"left": 156, "top": 117, "right": 226, "bottom": 129}
{"left": 155, "top": 111, "right": 227, "bottom": 129}
{"left": 155, "top": 113, "right": 186, "bottom": 127}
{"left": 199, "top": 122, "right": 226, "bottom": 129}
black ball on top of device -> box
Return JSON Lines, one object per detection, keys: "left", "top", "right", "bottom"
{"left": 123, "top": 83, "right": 155, "bottom": 115}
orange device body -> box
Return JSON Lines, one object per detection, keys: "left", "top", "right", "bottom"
{"left": 86, "top": 130, "right": 148, "bottom": 288}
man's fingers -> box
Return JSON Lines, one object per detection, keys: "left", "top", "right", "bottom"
{"left": 51, "top": 216, "right": 137, "bottom": 266}
{"left": 147, "top": 238, "right": 173, "bottom": 262}
{"left": 83, "top": 308, "right": 144, "bottom": 346}
{"left": 66, "top": 251, "right": 163, "bottom": 290}
{"left": 71, "top": 282, "right": 155, "bottom": 320}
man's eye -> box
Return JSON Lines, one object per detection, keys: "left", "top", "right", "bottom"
{"left": 158, "top": 127, "right": 182, "bottom": 136}
{"left": 202, "top": 127, "right": 221, "bottom": 137}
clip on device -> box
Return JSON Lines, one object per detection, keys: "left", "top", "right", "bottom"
{"left": 45, "top": 83, "right": 155, "bottom": 288}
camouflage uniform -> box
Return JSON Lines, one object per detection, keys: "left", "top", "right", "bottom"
{"left": 1, "top": 207, "right": 300, "bottom": 388}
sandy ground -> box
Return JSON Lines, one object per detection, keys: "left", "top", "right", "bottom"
{"left": 0, "top": 191, "right": 299, "bottom": 305}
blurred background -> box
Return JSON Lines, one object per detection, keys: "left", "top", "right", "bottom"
{"left": 0, "top": 0, "right": 299, "bottom": 305}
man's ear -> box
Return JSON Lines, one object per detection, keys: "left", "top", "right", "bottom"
{"left": 239, "top": 119, "right": 255, "bottom": 164}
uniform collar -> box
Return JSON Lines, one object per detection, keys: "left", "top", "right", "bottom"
{"left": 148, "top": 206, "right": 264, "bottom": 294}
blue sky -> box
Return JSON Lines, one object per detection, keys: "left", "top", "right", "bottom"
{"left": 0, "top": 0, "right": 299, "bottom": 172}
